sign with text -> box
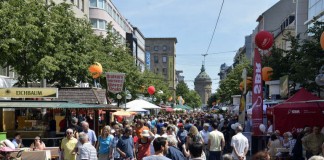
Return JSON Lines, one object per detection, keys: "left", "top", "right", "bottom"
{"left": 145, "top": 52, "right": 151, "bottom": 70}
{"left": 0, "top": 88, "right": 58, "bottom": 98}
{"left": 252, "top": 48, "right": 263, "bottom": 136}
{"left": 106, "top": 72, "right": 125, "bottom": 94}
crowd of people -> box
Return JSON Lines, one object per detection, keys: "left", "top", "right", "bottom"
{"left": 1, "top": 111, "right": 324, "bottom": 160}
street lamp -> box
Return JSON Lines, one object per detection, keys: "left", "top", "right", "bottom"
{"left": 117, "top": 94, "right": 122, "bottom": 108}
{"left": 125, "top": 93, "right": 132, "bottom": 110}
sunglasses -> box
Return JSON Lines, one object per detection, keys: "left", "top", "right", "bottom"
{"left": 67, "top": 132, "right": 73, "bottom": 134}
{"left": 35, "top": 139, "right": 40, "bottom": 140}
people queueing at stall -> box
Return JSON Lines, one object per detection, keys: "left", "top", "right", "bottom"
{"left": 1, "top": 110, "right": 324, "bottom": 160}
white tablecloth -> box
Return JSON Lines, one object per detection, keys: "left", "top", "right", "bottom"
{"left": 11, "top": 150, "right": 51, "bottom": 160}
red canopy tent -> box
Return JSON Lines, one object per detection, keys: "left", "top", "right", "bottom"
{"left": 266, "top": 88, "right": 324, "bottom": 133}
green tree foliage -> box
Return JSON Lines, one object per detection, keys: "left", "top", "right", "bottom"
{"left": 176, "top": 81, "right": 202, "bottom": 108}
{"left": 216, "top": 56, "right": 253, "bottom": 103}
{"left": 207, "top": 93, "right": 218, "bottom": 108}
{"left": 262, "top": 21, "right": 324, "bottom": 92}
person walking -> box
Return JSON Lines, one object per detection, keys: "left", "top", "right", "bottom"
{"left": 166, "top": 135, "right": 186, "bottom": 160}
{"left": 77, "top": 132, "right": 98, "bottom": 160}
{"left": 96, "top": 126, "right": 114, "bottom": 160}
{"left": 81, "top": 121, "right": 97, "bottom": 146}
{"left": 302, "top": 126, "right": 324, "bottom": 159}
{"left": 200, "top": 123, "right": 210, "bottom": 159}
{"left": 230, "top": 125, "right": 249, "bottom": 160}
{"left": 136, "top": 130, "right": 154, "bottom": 160}
{"left": 208, "top": 122, "right": 225, "bottom": 160}
{"left": 143, "top": 137, "right": 171, "bottom": 160}
{"left": 117, "top": 126, "right": 136, "bottom": 160}
{"left": 110, "top": 124, "right": 122, "bottom": 160}
{"left": 61, "top": 129, "right": 78, "bottom": 160}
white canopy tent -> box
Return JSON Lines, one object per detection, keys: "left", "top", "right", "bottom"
{"left": 124, "top": 99, "right": 161, "bottom": 109}
{"left": 126, "top": 107, "right": 148, "bottom": 112}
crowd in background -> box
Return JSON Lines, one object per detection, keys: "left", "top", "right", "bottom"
{"left": 1, "top": 111, "right": 324, "bottom": 160}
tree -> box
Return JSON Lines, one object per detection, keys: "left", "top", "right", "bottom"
{"left": 207, "top": 93, "right": 218, "bottom": 108}
{"left": 0, "top": 0, "right": 53, "bottom": 86}
{"left": 216, "top": 56, "right": 253, "bottom": 103}
{"left": 176, "top": 81, "right": 202, "bottom": 108}
{"left": 262, "top": 21, "right": 324, "bottom": 93}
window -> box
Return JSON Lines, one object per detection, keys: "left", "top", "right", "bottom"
{"left": 154, "top": 46, "right": 159, "bottom": 51}
{"left": 98, "top": 0, "right": 104, "bottom": 9}
{"left": 162, "top": 56, "right": 167, "bottom": 63}
{"left": 81, "top": 0, "right": 84, "bottom": 11}
{"left": 145, "top": 46, "right": 150, "bottom": 51}
{"left": 90, "top": 0, "right": 96, "bottom": 7}
{"left": 154, "top": 56, "right": 159, "bottom": 63}
{"left": 98, "top": 20, "right": 106, "bottom": 29}
{"left": 162, "top": 68, "right": 167, "bottom": 74}
{"left": 162, "top": 45, "right": 167, "bottom": 51}
{"left": 90, "top": 19, "right": 97, "bottom": 28}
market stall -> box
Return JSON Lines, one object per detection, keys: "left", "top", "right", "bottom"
{"left": 266, "top": 88, "right": 324, "bottom": 133}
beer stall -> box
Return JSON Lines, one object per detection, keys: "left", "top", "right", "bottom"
{"left": 0, "top": 87, "right": 120, "bottom": 145}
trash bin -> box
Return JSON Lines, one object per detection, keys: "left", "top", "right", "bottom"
{"left": 0, "top": 132, "right": 7, "bottom": 141}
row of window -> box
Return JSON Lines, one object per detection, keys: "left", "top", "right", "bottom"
{"left": 146, "top": 45, "right": 168, "bottom": 51}
{"left": 89, "top": 0, "right": 131, "bottom": 33}
{"left": 154, "top": 68, "right": 168, "bottom": 75}
{"left": 90, "top": 18, "right": 126, "bottom": 44}
{"left": 153, "top": 56, "right": 167, "bottom": 63}
{"left": 70, "top": 0, "right": 84, "bottom": 11}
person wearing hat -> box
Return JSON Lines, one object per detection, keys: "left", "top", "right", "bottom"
{"left": 136, "top": 130, "right": 154, "bottom": 160}
{"left": 176, "top": 123, "right": 188, "bottom": 152}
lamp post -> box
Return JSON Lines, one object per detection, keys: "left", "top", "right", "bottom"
{"left": 117, "top": 94, "right": 122, "bottom": 108}
{"left": 125, "top": 90, "right": 132, "bottom": 110}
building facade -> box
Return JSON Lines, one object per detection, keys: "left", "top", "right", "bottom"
{"left": 176, "top": 70, "right": 184, "bottom": 84}
{"left": 126, "top": 27, "right": 146, "bottom": 72}
{"left": 52, "top": 0, "right": 89, "bottom": 18}
{"left": 305, "top": 0, "right": 323, "bottom": 26}
{"left": 145, "top": 38, "right": 177, "bottom": 97}
{"left": 218, "top": 63, "right": 232, "bottom": 80}
{"left": 89, "top": 0, "right": 132, "bottom": 43}
{"left": 194, "top": 65, "right": 212, "bottom": 105}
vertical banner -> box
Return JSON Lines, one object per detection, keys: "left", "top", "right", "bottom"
{"left": 168, "top": 56, "right": 174, "bottom": 88}
{"left": 252, "top": 48, "right": 263, "bottom": 136}
{"left": 145, "top": 52, "right": 151, "bottom": 70}
{"left": 106, "top": 72, "right": 126, "bottom": 94}
{"left": 239, "top": 68, "right": 247, "bottom": 127}
{"left": 280, "top": 75, "right": 289, "bottom": 98}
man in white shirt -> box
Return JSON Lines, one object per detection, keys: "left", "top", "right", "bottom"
{"left": 231, "top": 125, "right": 249, "bottom": 160}
{"left": 77, "top": 132, "right": 98, "bottom": 160}
{"left": 200, "top": 123, "right": 210, "bottom": 158}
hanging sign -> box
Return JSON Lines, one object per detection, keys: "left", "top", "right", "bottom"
{"left": 106, "top": 72, "right": 125, "bottom": 94}
{"left": 0, "top": 88, "right": 58, "bottom": 98}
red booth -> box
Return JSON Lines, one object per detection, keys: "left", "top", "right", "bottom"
{"left": 267, "top": 88, "right": 324, "bottom": 133}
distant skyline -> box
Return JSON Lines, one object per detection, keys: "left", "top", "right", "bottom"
{"left": 112, "top": 0, "right": 279, "bottom": 92}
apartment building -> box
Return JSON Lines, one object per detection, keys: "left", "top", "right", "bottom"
{"left": 89, "top": 0, "right": 132, "bottom": 43}
{"left": 145, "top": 38, "right": 177, "bottom": 97}
{"left": 126, "top": 27, "right": 146, "bottom": 72}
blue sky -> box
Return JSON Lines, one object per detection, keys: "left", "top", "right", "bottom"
{"left": 112, "top": 0, "right": 279, "bottom": 92}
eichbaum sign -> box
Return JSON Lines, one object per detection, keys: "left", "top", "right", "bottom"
{"left": 106, "top": 72, "right": 125, "bottom": 94}
{"left": 0, "top": 88, "right": 58, "bottom": 98}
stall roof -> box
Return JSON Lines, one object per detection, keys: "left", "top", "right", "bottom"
{"left": 0, "top": 100, "right": 109, "bottom": 109}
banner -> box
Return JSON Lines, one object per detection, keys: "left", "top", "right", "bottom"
{"left": 0, "top": 88, "right": 58, "bottom": 98}
{"left": 252, "top": 48, "right": 263, "bottom": 136}
{"left": 168, "top": 56, "right": 174, "bottom": 88}
{"left": 145, "top": 52, "right": 151, "bottom": 70}
{"left": 106, "top": 72, "right": 125, "bottom": 94}
{"left": 238, "top": 94, "right": 246, "bottom": 127}
{"left": 280, "top": 75, "right": 289, "bottom": 98}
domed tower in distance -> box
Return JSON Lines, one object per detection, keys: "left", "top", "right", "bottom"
{"left": 194, "top": 64, "right": 212, "bottom": 106}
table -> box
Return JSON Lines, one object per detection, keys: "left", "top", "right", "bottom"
{"left": 11, "top": 149, "right": 51, "bottom": 160}
{"left": 45, "top": 147, "right": 60, "bottom": 159}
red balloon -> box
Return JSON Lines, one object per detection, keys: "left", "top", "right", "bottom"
{"left": 147, "top": 86, "right": 155, "bottom": 95}
{"left": 255, "top": 31, "right": 274, "bottom": 50}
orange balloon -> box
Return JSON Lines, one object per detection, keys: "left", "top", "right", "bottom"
{"left": 239, "top": 77, "right": 253, "bottom": 91}
{"left": 320, "top": 32, "right": 324, "bottom": 50}
{"left": 262, "top": 67, "right": 273, "bottom": 81}
{"left": 88, "top": 62, "right": 103, "bottom": 79}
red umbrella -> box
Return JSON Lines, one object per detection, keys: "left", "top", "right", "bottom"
{"left": 165, "top": 107, "right": 174, "bottom": 112}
